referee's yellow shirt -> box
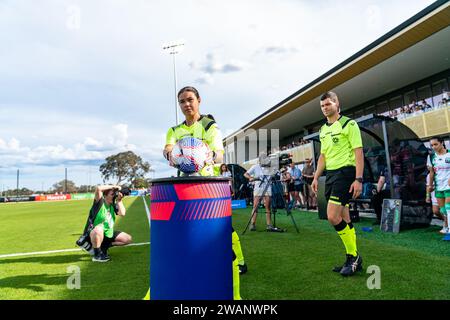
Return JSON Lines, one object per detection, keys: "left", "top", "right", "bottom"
{"left": 319, "top": 115, "right": 363, "bottom": 170}
{"left": 166, "top": 115, "right": 224, "bottom": 176}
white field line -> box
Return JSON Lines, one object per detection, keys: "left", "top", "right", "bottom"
{"left": 142, "top": 195, "right": 151, "bottom": 227}
{"left": 0, "top": 242, "right": 150, "bottom": 259}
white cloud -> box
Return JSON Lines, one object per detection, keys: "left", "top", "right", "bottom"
{"left": 190, "top": 52, "right": 248, "bottom": 84}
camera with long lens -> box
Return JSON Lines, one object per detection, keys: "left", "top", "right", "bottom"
{"left": 114, "top": 186, "right": 131, "bottom": 198}
{"left": 278, "top": 153, "right": 293, "bottom": 168}
{"left": 76, "top": 232, "right": 93, "bottom": 252}
{"left": 264, "top": 153, "right": 293, "bottom": 169}
{"left": 112, "top": 186, "right": 131, "bottom": 214}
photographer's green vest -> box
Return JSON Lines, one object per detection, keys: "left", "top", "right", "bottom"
{"left": 166, "top": 114, "right": 224, "bottom": 176}
{"left": 83, "top": 197, "right": 116, "bottom": 238}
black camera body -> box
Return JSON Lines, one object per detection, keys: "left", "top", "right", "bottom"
{"left": 278, "top": 154, "right": 292, "bottom": 168}
{"left": 76, "top": 232, "right": 93, "bottom": 251}
{"left": 114, "top": 186, "right": 131, "bottom": 198}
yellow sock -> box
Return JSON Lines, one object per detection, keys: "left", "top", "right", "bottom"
{"left": 232, "top": 230, "right": 245, "bottom": 265}
{"left": 233, "top": 258, "right": 242, "bottom": 300}
{"left": 348, "top": 223, "right": 358, "bottom": 254}
{"left": 143, "top": 288, "right": 150, "bottom": 300}
{"left": 335, "top": 222, "right": 357, "bottom": 257}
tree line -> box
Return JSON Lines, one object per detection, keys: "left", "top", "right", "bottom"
{"left": 1, "top": 151, "right": 153, "bottom": 196}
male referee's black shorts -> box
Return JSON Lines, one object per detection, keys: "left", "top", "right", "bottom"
{"left": 325, "top": 166, "right": 356, "bottom": 207}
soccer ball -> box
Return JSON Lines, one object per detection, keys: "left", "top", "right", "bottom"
{"left": 172, "top": 137, "right": 212, "bottom": 174}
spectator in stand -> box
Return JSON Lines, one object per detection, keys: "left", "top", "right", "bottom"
{"left": 220, "top": 163, "right": 233, "bottom": 197}
{"left": 288, "top": 162, "right": 305, "bottom": 209}
{"left": 302, "top": 158, "right": 317, "bottom": 210}
{"left": 414, "top": 103, "right": 423, "bottom": 113}
{"left": 220, "top": 163, "right": 231, "bottom": 178}
{"left": 443, "top": 89, "right": 449, "bottom": 101}
{"left": 280, "top": 167, "right": 292, "bottom": 208}
{"left": 422, "top": 99, "right": 432, "bottom": 111}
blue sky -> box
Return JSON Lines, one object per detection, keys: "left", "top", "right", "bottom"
{"left": 0, "top": 0, "right": 435, "bottom": 191}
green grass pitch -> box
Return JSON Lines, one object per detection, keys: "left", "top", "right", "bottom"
{"left": 1, "top": 198, "right": 449, "bottom": 300}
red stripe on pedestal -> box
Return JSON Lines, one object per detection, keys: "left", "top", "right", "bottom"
{"left": 151, "top": 202, "right": 176, "bottom": 221}
{"left": 174, "top": 183, "right": 228, "bottom": 200}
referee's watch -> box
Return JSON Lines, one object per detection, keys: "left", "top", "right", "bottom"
{"left": 355, "top": 177, "right": 363, "bottom": 183}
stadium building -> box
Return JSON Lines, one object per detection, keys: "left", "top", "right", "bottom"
{"left": 224, "top": 0, "right": 450, "bottom": 168}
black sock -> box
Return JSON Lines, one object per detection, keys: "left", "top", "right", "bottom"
{"left": 94, "top": 248, "right": 102, "bottom": 256}
{"left": 333, "top": 220, "right": 347, "bottom": 232}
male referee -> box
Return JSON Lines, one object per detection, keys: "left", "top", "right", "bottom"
{"left": 311, "top": 91, "right": 364, "bottom": 276}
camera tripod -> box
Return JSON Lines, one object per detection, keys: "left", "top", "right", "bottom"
{"left": 242, "top": 174, "right": 299, "bottom": 235}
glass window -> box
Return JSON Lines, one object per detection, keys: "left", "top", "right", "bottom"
{"left": 417, "top": 85, "right": 433, "bottom": 109}
{"left": 390, "top": 96, "right": 403, "bottom": 109}
{"left": 346, "top": 111, "right": 355, "bottom": 118}
{"left": 376, "top": 100, "right": 389, "bottom": 115}
{"left": 365, "top": 105, "right": 376, "bottom": 115}
{"left": 354, "top": 109, "right": 364, "bottom": 118}
{"left": 432, "top": 79, "right": 449, "bottom": 108}
{"left": 404, "top": 90, "right": 416, "bottom": 106}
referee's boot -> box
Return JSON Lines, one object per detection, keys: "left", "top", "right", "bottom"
{"left": 339, "top": 254, "right": 363, "bottom": 276}
{"left": 332, "top": 254, "right": 349, "bottom": 273}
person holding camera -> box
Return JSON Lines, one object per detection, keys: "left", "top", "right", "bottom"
{"left": 89, "top": 185, "right": 132, "bottom": 262}
{"left": 244, "top": 154, "right": 280, "bottom": 232}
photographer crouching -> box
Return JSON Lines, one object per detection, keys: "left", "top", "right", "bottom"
{"left": 77, "top": 185, "right": 132, "bottom": 262}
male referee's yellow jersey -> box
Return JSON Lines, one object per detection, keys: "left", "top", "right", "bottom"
{"left": 319, "top": 115, "right": 363, "bottom": 170}
{"left": 166, "top": 115, "right": 224, "bottom": 176}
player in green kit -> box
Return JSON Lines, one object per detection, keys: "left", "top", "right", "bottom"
{"left": 312, "top": 91, "right": 364, "bottom": 276}
{"left": 162, "top": 86, "right": 246, "bottom": 300}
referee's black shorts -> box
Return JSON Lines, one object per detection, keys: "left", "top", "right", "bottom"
{"left": 325, "top": 166, "right": 356, "bottom": 207}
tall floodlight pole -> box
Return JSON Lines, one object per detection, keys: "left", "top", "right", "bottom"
{"left": 163, "top": 41, "right": 185, "bottom": 125}
{"left": 65, "top": 168, "right": 68, "bottom": 194}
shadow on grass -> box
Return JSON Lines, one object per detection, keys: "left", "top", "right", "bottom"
{"left": 0, "top": 253, "right": 87, "bottom": 265}
{"left": 1, "top": 273, "right": 68, "bottom": 292}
